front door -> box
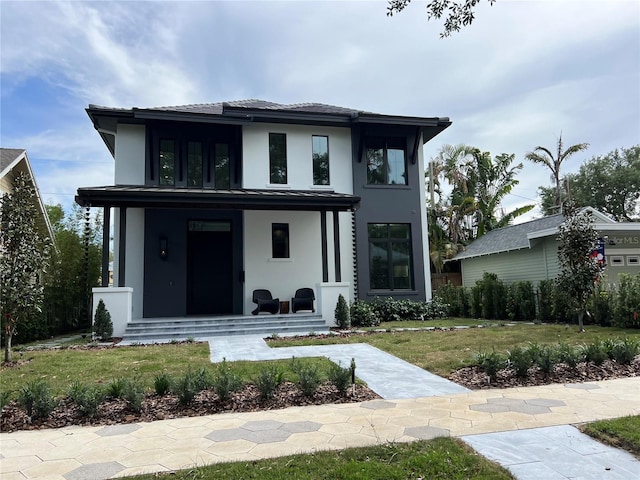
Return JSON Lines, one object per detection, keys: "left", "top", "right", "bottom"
{"left": 187, "top": 220, "right": 233, "bottom": 315}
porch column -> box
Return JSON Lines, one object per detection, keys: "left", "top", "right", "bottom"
{"left": 118, "top": 207, "right": 127, "bottom": 287}
{"left": 320, "top": 210, "right": 329, "bottom": 282}
{"left": 333, "top": 210, "right": 341, "bottom": 282}
{"left": 101, "top": 206, "right": 110, "bottom": 287}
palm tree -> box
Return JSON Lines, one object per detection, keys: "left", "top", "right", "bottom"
{"left": 525, "top": 133, "right": 589, "bottom": 214}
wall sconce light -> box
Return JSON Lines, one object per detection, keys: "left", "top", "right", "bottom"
{"left": 159, "top": 237, "right": 168, "bottom": 260}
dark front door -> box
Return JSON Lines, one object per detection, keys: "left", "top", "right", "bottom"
{"left": 187, "top": 220, "right": 233, "bottom": 315}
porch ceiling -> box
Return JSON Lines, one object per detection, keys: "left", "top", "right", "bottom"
{"left": 76, "top": 185, "right": 360, "bottom": 211}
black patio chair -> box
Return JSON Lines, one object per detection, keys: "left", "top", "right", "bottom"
{"left": 291, "top": 288, "right": 315, "bottom": 313}
{"left": 251, "top": 289, "right": 280, "bottom": 315}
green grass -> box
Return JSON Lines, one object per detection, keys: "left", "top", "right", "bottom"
{"left": 359, "top": 318, "right": 506, "bottom": 330}
{"left": 272, "top": 322, "right": 640, "bottom": 376}
{"left": 130, "top": 438, "right": 514, "bottom": 480}
{"left": 0, "top": 344, "right": 333, "bottom": 401}
{"left": 581, "top": 416, "right": 640, "bottom": 459}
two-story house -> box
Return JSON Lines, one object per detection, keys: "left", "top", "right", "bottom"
{"left": 76, "top": 100, "right": 450, "bottom": 337}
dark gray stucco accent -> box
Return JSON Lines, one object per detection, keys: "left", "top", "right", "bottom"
{"left": 351, "top": 125, "right": 428, "bottom": 302}
{"left": 143, "top": 209, "right": 243, "bottom": 317}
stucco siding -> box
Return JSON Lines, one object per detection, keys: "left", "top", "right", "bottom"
{"left": 242, "top": 123, "right": 353, "bottom": 194}
{"left": 243, "top": 210, "right": 347, "bottom": 314}
{"left": 115, "top": 124, "right": 146, "bottom": 185}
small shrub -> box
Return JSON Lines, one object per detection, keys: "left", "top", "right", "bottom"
{"left": 153, "top": 371, "right": 173, "bottom": 396}
{"left": 175, "top": 371, "right": 198, "bottom": 406}
{"left": 67, "top": 380, "right": 104, "bottom": 417}
{"left": 192, "top": 367, "right": 212, "bottom": 391}
{"left": 1, "top": 389, "right": 11, "bottom": 410}
{"left": 106, "top": 377, "right": 127, "bottom": 399}
{"left": 582, "top": 340, "right": 608, "bottom": 366}
{"left": 537, "top": 280, "right": 554, "bottom": 321}
{"left": 556, "top": 343, "right": 583, "bottom": 368}
{"left": 434, "top": 283, "right": 467, "bottom": 317}
{"left": 507, "top": 346, "right": 532, "bottom": 378}
{"left": 613, "top": 273, "right": 640, "bottom": 328}
{"left": 122, "top": 377, "right": 144, "bottom": 412}
{"left": 93, "top": 299, "right": 113, "bottom": 341}
{"left": 350, "top": 299, "right": 380, "bottom": 327}
{"left": 588, "top": 284, "right": 613, "bottom": 326}
{"left": 529, "top": 344, "right": 556, "bottom": 374}
{"left": 255, "top": 365, "right": 285, "bottom": 400}
{"left": 474, "top": 351, "right": 505, "bottom": 381}
{"left": 610, "top": 337, "right": 640, "bottom": 365}
{"left": 423, "top": 298, "right": 449, "bottom": 320}
{"left": 291, "top": 359, "right": 322, "bottom": 397}
{"left": 328, "top": 361, "right": 352, "bottom": 395}
{"left": 335, "top": 294, "right": 350, "bottom": 328}
{"left": 18, "top": 380, "right": 57, "bottom": 420}
{"left": 507, "top": 281, "right": 536, "bottom": 321}
{"left": 212, "top": 359, "right": 243, "bottom": 402}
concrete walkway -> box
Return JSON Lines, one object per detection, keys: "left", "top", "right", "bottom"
{"left": 1, "top": 336, "right": 638, "bottom": 480}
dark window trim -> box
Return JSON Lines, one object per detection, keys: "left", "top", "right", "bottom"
{"left": 365, "top": 136, "right": 408, "bottom": 186}
{"left": 269, "top": 132, "right": 288, "bottom": 185}
{"left": 272, "top": 223, "right": 290, "bottom": 258}
{"left": 368, "top": 223, "right": 414, "bottom": 291}
{"left": 312, "top": 134, "right": 330, "bottom": 186}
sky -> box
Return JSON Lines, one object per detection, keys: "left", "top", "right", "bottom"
{"left": 1, "top": 0, "right": 639, "bottom": 222}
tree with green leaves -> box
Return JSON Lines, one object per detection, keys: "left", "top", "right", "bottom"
{"left": 525, "top": 134, "right": 589, "bottom": 215}
{"left": 556, "top": 204, "right": 605, "bottom": 332}
{"left": 539, "top": 146, "right": 640, "bottom": 221}
{"left": 44, "top": 204, "right": 102, "bottom": 335}
{"left": 1, "top": 173, "right": 50, "bottom": 362}
{"left": 387, "top": 0, "right": 497, "bottom": 37}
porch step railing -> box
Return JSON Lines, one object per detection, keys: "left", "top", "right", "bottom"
{"left": 121, "top": 313, "right": 328, "bottom": 342}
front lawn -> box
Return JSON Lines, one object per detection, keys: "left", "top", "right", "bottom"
{"left": 581, "top": 415, "right": 640, "bottom": 459}
{"left": 130, "top": 437, "right": 514, "bottom": 480}
{"left": 270, "top": 323, "right": 640, "bottom": 376}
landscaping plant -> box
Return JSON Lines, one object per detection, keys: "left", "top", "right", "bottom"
{"left": 67, "top": 380, "right": 104, "bottom": 417}
{"left": 18, "top": 379, "right": 57, "bottom": 420}
{"left": 255, "top": 365, "right": 285, "bottom": 400}
{"left": 93, "top": 299, "right": 113, "bottom": 341}
{"left": 212, "top": 359, "right": 243, "bottom": 402}
{"left": 334, "top": 294, "right": 350, "bottom": 328}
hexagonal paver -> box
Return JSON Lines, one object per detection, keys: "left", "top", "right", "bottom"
{"left": 243, "top": 429, "right": 291, "bottom": 444}
{"left": 96, "top": 424, "right": 141, "bottom": 437}
{"left": 403, "top": 425, "right": 450, "bottom": 440}
{"left": 206, "top": 428, "right": 247, "bottom": 442}
{"left": 64, "top": 461, "right": 125, "bottom": 480}
{"left": 241, "top": 420, "right": 284, "bottom": 431}
{"left": 564, "top": 383, "right": 601, "bottom": 390}
{"left": 360, "top": 400, "right": 397, "bottom": 410}
{"left": 279, "top": 421, "right": 321, "bottom": 433}
{"left": 470, "top": 397, "right": 567, "bottom": 416}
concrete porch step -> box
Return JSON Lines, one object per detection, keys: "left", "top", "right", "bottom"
{"left": 121, "top": 314, "right": 328, "bottom": 342}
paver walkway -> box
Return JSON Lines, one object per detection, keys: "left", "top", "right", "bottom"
{"left": 1, "top": 335, "right": 638, "bottom": 480}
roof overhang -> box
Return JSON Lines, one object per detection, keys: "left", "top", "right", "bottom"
{"left": 76, "top": 186, "right": 361, "bottom": 211}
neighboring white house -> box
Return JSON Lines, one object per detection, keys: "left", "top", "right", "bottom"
{"left": 0, "top": 148, "right": 54, "bottom": 243}
{"left": 76, "top": 100, "right": 451, "bottom": 332}
{"left": 452, "top": 207, "right": 640, "bottom": 288}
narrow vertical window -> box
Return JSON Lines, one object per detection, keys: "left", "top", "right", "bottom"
{"left": 159, "top": 139, "right": 175, "bottom": 186}
{"left": 312, "top": 135, "right": 329, "bottom": 185}
{"left": 269, "top": 133, "right": 287, "bottom": 184}
{"left": 214, "top": 143, "right": 230, "bottom": 189}
{"left": 187, "top": 141, "right": 203, "bottom": 187}
{"left": 272, "top": 223, "right": 290, "bottom": 258}
{"left": 368, "top": 223, "right": 413, "bottom": 290}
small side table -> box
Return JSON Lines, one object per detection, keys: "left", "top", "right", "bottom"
{"left": 279, "top": 301, "right": 290, "bottom": 314}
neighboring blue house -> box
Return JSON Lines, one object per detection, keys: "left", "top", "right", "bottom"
{"left": 76, "top": 100, "right": 450, "bottom": 336}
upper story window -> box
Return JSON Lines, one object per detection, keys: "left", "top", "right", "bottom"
{"left": 213, "top": 143, "right": 230, "bottom": 189}
{"left": 312, "top": 135, "right": 329, "bottom": 185}
{"left": 159, "top": 139, "right": 176, "bottom": 186}
{"left": 187, "top": 141, "right": 203, "bottom": 187}
{"left": 366, "top": 137, "right": 407, "bottom": 185}
{"left": 269, "top": 133, "right": 287, "bottom": 184}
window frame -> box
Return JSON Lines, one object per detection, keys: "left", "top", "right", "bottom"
{"left": 271, "top": 223, "right": 290, "bottom": 259}
{"left": 312, "top": 135, "right": 330, "bottom": 186}
{"left": 269, "top": 133, "right": 288, "bottom": 185}
{"left": 365, "top": 137, "right": 407, "bottom": 186}
{"left": 367, "top": 223, "right": 414, "bottom": 291}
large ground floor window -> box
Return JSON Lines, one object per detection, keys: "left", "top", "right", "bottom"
{"left": 368, "top": 223, "right": 413, "bottom": 290}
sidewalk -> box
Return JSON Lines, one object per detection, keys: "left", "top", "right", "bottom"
{"left": 1, "top": 336, "right": 639, "bottom": 480}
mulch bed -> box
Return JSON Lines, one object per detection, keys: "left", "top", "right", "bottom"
{"left": 448, "top": 358, "right": 640, "bottom": 389}
{"left": 0, "top": 382, "right": 379, "bottom": 433}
